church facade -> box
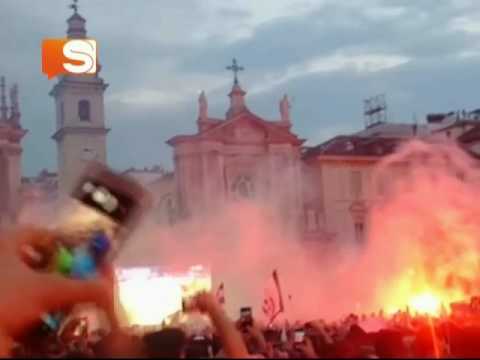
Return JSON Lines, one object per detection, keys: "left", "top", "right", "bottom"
{"left": 165, "top": 74, "right": 304, "bottom": 233}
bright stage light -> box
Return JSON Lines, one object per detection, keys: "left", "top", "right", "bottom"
{"left": 115, "top": 266, "right": 211, "bottom": 327}
{"left": 408, "top": 293, "right": 441, "bottom": 316}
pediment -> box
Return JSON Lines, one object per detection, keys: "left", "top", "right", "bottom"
{"left": 199, "top": 112, "right": 302, "bottom": 145}
{"left": 232, "top": 120, "right": 267, "bottom": 142}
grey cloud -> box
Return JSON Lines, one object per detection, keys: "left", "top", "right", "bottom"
{"left": 216, "top": 7, "right": 251, "bottom": 20}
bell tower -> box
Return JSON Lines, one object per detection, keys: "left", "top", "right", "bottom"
{"left": 50, "top": 0, "right": 109, "bottom": 193}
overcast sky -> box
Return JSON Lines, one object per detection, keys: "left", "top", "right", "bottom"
{"left": 2, "top": 0, "right": 480, "bottom": 176}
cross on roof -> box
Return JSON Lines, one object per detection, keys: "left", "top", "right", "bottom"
{"left": 226, "top": 58, "right": 244, "bottom": 85}
{"left": 70, "top": 0, "right": 79, "bottom": 14}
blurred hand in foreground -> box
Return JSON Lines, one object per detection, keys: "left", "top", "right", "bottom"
{"left": 188, "top": 291, "right": 218, "bottom": 314}
{"left": 0, "top": 227, "right": 114, "bottom": 355}
{"left": 296, "top": 337, "right": 318, "bottom": 359}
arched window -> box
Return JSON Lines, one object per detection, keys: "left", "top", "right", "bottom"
{"left": 305, "top": 208, "right": 318, "bottom": 232}
{"left": 231, "top": 175, "right": 254, "bottom": 199}
{"left": 350, "top": 171, "right": 362, "bottom": 200}
{"left": 354, "top": 222, "right": 365, "bottom": 245}
{"left": 78, "top": 99, "right": 90, "bottom": 121}
{"left": 159, "top": 195, "right": 176, "bottom": 225}
{"left": 165, "top": 197, "right": 175, "bottom": 225}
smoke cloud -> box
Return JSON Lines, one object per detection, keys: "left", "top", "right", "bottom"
{"left": 18, "top": 139, "right": 480, "bottom": 323}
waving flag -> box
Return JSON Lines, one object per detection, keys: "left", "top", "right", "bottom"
{"left": 262, "top": 270, "right": 285, "bottom": 325}
{"left": 216, "top": 282, "right": 225, "bottom": 305}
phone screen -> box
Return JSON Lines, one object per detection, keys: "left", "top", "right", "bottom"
{"left": 239, "top": 307, "right": 253, "bottom": 330}
{"left": 294, "top": 329, "right": 305, "bottom": 344}
{"left": 240, "top": 307, "right": 252, "bottom": 318}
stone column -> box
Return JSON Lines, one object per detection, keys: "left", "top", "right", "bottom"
{"left": 203, "top": 149, "right": 225, "bottom": 212}
{"left": 0, "top": 145, "right": 22, "bottom": 226}
{"left": 0, "top": 150, "right": 9, "bottom": 226}
{"left": 7, "top": 147, "right": 22, "bottom": 223}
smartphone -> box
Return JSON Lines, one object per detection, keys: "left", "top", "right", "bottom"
{"left": 56, "top": 161, "right": 152, "bottom": 262}
{"left": 294, "top": 329, "right": 305, "bottom": 344}
{"left": 240, "top": 307, "right": 253, "bottom": 327}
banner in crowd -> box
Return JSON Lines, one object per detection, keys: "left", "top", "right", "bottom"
{"left": 262, "top": 270, "right": 285, "bottom": 325}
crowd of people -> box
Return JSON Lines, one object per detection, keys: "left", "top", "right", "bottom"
{"left": 3, "top": 226, "right": 480, "bottom": 358}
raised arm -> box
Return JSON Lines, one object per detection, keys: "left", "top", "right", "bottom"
{"left": 191, "top": 292, "right": 248, "bottom": 358}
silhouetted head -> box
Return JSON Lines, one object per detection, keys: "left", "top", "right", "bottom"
{"left": 143, "top": 328, "right": 187, "bottom": 359}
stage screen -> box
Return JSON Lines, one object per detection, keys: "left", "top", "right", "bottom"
{"left": 115, "top": 265, "right": 211, "bottom": 327}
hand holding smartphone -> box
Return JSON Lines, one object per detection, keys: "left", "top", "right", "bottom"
{"left": 239, "top": 307, "right": 253, "bottom": 332}
{"left": 20, "top": 161, "right": 152, "bottom": 337}
{"left": 293, "top": 328, "right": 306, "bottom": 345}
{"left": 21, "top": 162, "right": 152, "bottom": 276}
{"left": 58, "top": 161, "right": 152, "bottom": 265}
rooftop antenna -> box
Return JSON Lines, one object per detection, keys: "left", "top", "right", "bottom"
{"left": 363, "top": 94, "right": 387, "bottom": 128}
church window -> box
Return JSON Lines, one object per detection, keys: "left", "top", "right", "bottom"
{"left": 354, "top": 222, "right": 365, "bottom": 245}
{"left": 232, "top": 175, "right": 254, "bottom": 199}
{"left": 156, "top": 195, "right": 176, "bottom": 226}
{"left": 159, "top": 195, "right": 176, "bottom": 225}
{"left": 306, "top": 208, "right": 318, "bottom": 232}
{"left": 337, "top": 169, "right": 347, "bottom": 200}
{"left": 377, "top": 178, "right": 386, "bottom": 196}
{"left": 350, "top": 170, "right": 362, "bottom": 199}
{"left": 78, "top": 99, "right": 90, "bottom": 121}
{"left": 165, "top": 197, "right": 175, "bottom": 225}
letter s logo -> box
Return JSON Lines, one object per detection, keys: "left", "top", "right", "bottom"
{"left": 62, "top": 39, "right": 97, "bottom": 75}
